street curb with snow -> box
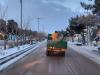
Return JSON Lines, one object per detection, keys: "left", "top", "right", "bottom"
{"left": 68, "top": 42, "right": 100, "bottom": 65}
{"left": 0, "top": 40, "right": 46, "bottom": 71}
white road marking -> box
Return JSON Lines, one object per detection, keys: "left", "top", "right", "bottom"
{"left": 26, "top": 71, "right": 33, "bottom": 75}
{"left": 48, "top": 63, "right": 52, "bottom": 73}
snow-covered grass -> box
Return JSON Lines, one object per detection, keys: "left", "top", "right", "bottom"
{"left": 0, "top": 44, "right": 32, "bottom": 59}
{"left": 68, "top": 42, "right": 100, "bottom": 65}
{"left": 0, "top": 44, "right": 39, "bottom": 71}
{"left": 0, "top": 40, "right": 46, "bottom": 71}
{"left": 0, "top": 40, "right": 46, "bottom": 60}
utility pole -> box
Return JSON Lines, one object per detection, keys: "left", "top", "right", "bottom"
{"left": 20, "top": 0, "right": 23, "bottom": 45}
{"left": 20, "top": 0, "right": 23, "bottom": 29}
{"left": 42, "top": 25, "right": 45, "bottom": 32}
{"left": 37, "top": 17, "right": 40, "bottom": 32}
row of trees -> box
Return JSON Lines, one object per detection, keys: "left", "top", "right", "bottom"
{"left": 0, "top": 3, "right": 46, "bottom": 49}
{"left": 0, "top": 19, "right": 46, "bottom": 49}
{"left": 62, "top": 0, "right": 100, "bottom": 45}
{"left": 0, "top": 19, "right": 33, "bottom": 40}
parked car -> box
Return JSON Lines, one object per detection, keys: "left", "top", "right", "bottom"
{"left": 74, "top": 41, "right": 82, "bottom": 46}
{"left": 98, "top": 45, "right": 100, "bottom": 53}
{"left": 32, "top": 40, "right": 37, "bottom": 44}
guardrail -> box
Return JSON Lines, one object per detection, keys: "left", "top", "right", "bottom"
{"left": 0, "top": 44, "right": 37, "bottom": 66}
{"left": 0, "top": 40, "right": 46, "bottom": 72}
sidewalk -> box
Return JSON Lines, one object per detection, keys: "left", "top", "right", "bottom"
{"left": 68, "top": 42, "right": 100, "bottom": 65}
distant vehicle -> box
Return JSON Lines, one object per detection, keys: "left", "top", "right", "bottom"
{"left": 98, "top": 40, "right": 100, "bottom": 53}
{"left": 75, "top": 42, "right": 82, "bottom": 46}
{"left": 98, "top": 45, "right": 100, "bottom": 53}
{"left": 32, "top": 40, "right": 37, "bottom": 44}
{"left": 95, "top": 37, "right": 100, "bottom": 53}
{"left": 46, "top": 32, "right": 67, "bottom": 56}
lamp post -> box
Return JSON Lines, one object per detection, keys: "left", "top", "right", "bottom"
{"left": 20, "top": 0, "right": 22, "bottom": 29}
{"left": 20, "top": 0, "right": 23, "bottom": 45}
{"left": 37, "top": 17, "right": 40, "bottom": 32}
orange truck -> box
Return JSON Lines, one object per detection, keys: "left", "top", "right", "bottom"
{"left": 46, "top": 32, "right": 67, "bottom": 56}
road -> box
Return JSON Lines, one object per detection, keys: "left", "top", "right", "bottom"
{"left": 0, "top": 43, "right": 100, "bottom": 75}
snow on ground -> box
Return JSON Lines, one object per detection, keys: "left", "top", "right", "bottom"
{"left": 0, "top": 40, "right": 46, "bottom": 71}
{"left": 0, "top": 44, "right": 39, "bottom": 71}
{"left": 68, "top": 42, "right": 100, "bottom": 65}
{"left": 0, "top": 40, "right": 46, "bottom": 60}
{"left": 0, "top": 44, "right": 31, "bottom": 59}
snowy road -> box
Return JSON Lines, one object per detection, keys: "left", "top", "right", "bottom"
{"left": 68, "top": 42, "right": 100, "bottom": 65}
{"left": 0, "top": 42, "right": 100, "bottom": 75}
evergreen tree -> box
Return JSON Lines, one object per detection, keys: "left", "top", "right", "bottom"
{"left": 93, "top": 0, "right": 100, "bottom": 14}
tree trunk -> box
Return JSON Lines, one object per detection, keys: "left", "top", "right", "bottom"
{"left": 81, "top": 32, "right": 85, "bottom": 45}
{"left": 4, "top": 39, "right": 6, "bottom": 50}
{"left": 72, "top": 36, "right": 74, "bottom": 42}
{"left": 86, "top": 25, "right": 90, "bottom": 45}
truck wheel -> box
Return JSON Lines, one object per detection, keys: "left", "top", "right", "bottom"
{"left": 46, "top": 53, "right": 49, "bottom": 56}
{"left": 46, "top": 51, "right": 50, "bottom": 56}
{"left": 60, "top": 52, "right": 65, "bottom": 56}
{"left": 62, "top": 52, "right": 65, "bottom": 56}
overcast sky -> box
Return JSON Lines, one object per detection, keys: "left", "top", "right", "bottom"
{"left": 0, "top": 0, "right": 94, "bottom": 33}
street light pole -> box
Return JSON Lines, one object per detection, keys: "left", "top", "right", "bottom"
{"left": 20, "top": 0, "right": 22, "bottom": 29}
{"left": 20, "top": 0, "right": 23, "bottom": 45}
{"left": 37, "top": 17, "right": 40, "bottom": 32}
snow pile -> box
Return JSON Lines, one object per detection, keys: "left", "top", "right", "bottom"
{"left": 0, "top": 40, "right": 46, "bottom": 71}
{"left": 68, "top": 42, "right": 100, "bottom": 65}
{"left": 0, "top": 44, "right": 31, "bottom": 59}
{"left": 0, "top": 44, "right": 39, "bottom": 71}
